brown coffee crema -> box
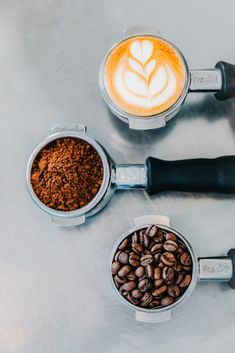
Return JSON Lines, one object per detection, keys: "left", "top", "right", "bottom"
{"left": 103, "top": 36, "right": 186, "bottom": 117}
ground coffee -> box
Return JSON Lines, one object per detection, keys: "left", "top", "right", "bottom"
{"left": 31, "top": 137, "right": 103, "bottom": 211}
{"left": 112, "top": 225, "right": 192, "bottom": 309}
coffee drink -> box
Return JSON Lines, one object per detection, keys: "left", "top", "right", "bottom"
{"left": 111, "top": 225, "right": 192, "bottom": 309}
{"left": 103, "top": 35, "right": 186, "bottom": 117}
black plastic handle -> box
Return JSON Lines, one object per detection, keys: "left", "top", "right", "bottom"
{"left": 228, "top": 249, "right": 235, "bottom": 289}
{"left": 146, "top": 156, "right": 235, "bottom": 195}
{"left": 215, "top": 61, "right": 235, "bottom": 101}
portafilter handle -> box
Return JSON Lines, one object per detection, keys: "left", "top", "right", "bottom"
{"left": 198, "top": 249, "right": 235, "bottom": 289}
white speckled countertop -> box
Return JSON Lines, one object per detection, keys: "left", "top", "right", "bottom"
{"left": 1, "top": 1, "right": 235, "bottom": 352}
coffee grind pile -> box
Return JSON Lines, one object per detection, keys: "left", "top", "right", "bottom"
{"left": 31, "top": 137, "right": 103, "bottom": 211}
{"left": 112, "top": 225, "right": 192, "bottom": 309}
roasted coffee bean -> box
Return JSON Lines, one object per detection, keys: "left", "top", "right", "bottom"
{"left": 151, "top": 243, "right": 163, "bottom": 253}
{"left": 127, "top": 271, "right": 136, "bottom": 281}
{"left": 135, "top": 266, "right": 145, "bottom": 277}
{"left": 180, "top": 252, "right": 192, "bottom": 266}
{"left": 173, "top": 262, "right": 182, "bottom": 272}
{"left": 145, "top": 225, "right": 158, "bottom": 237}
{"left": 123, "top": 281, "right": 136, "bottom": 292}
{"left": 115, "top": 250, "right": 121, "bottom": 262}
{"left": 161, "top": 252, "right": 176, "bottom": 266}
{"left": 161, "top": 295, "right": 174, "bottom": 306}
{"left": 138, "top": 279, "right": 151, "bottom": 292}
{"left": 183, "top": 265, "right": 192, "bottom": 271}
{"left": 175, "top": 273, "right": 184, "bottom": 285}
{"left": 143, "top": 250, "right": 151, "bottom": 255}
{"left": 118, "top": 265, "right": 131, "bottom": 277}
{"left": 146, "top": 265, "right": 154, "bottom": 278}
{"left": 140, "top": 254, "right": 153, "bottom": 266}
{"left": 126, "top": 293, "right": 138, "bottom": 305}
{"left": 154, "top": 253, "right": 162, "bottom": 263}
{"left": 119, "top": 238, "right": 129, "bottom": 250}
{"left": 118, "top": 252, "right": 129, "bottom": 264}
{"left": 153, "top": 230, "right": 164, "bottom": 243}
{"left": 112, "top": 261, "right": 122, "bottom": 275}
{"left": 163, "top": 240, "right": 178, "bottom": 252}
{"left": 143, "top": 234, "right": 150, "bottom": 248}
{"left": 158, "top": 261, "right": 165, "bottom": 268}
{"left": 152, "top": 285, "right": 168, "bottom": 297}
{"left": 179, "top": 274, "right": 192, "bottom": 288}
{"left": 154, "top": 279, "right": 164, "bottom": 288}
{"left": 129, "top": 253, "right": 140, "bottom": 267}
{"left": 165, "top": 232, "right": 177, "bottom": 241}
{"left": 140, "top": 292, "right": 153, "bottom": 307}
{"left": 114, "top": 275, "right": 127, "bottom": 285}
{"left": 149, "top": 300, "right": 161, "bottom": 308}
{"left": 132, "top": 242, "right": 144, "bottom": 254}
{"left": 132, "top": 289, "right": 143, "bottom": 299}
{"left": 167, "top": 284, "right": 181, "bottom": 298}
{"left": 154, "top": 267, "right": 162, "bottom": 280}
{"left": 162, "top": 266, "right": 175, "bottom": 284}
{"left": 119, "top": 285, "right": 128, "bottom": 296}
{"left": 132, "top": 232, "right": 139, "bottom": 244}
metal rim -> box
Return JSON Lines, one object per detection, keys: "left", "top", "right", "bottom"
{"left": 99, "top": 34, "right": 190, "bottom": 125}
{"left": 109, "top": 222, "right": 198, "bottom": 314}
{"left": 26, "top": 130, "right": 110, "bottom": 219}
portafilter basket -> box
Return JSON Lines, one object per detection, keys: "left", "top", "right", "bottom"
{"left": 110, "top": 215, "right": 235, "bottom": 323}
{"left": 100, "top": 26, "right": 235, "bottom": 130}
{"left": 26, "top": 124, "right": 235, "bottom": 226}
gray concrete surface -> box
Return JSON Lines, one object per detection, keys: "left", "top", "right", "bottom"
{"left": 0, "top": 1, "right": 235, "bottom": 352}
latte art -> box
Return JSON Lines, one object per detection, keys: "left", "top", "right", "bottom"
{"left": 103, "top": 36, "right": 186, "bottom": 117}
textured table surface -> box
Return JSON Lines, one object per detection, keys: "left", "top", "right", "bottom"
{"left": 1, "top": 1, "right": 235, "bottom": 352}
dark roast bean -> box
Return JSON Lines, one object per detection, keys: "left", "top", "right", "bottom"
{"left": 132, "top": 289, "right": 143, "bottom": 299}
{"left": 115, "top": 250, "right": 121, "bottom": 262}
{"left": 145, "top": 225, "right": 158, "bottom": 237}
{"left": 119, "top": 238, "right": 129, "bottom": 250}
{"left": 138, "top": 279, "right": 151, "bottom": 292}
{"left": 161, "top": 252, "right": 176, "bottom": 266}
{"left": 123, "top": 281, "right": 136, "bottom": 292}
{"left": 161, "top": 295, "right": 174, "bottom": 306}
{"left": 175, "top": 273, "right": 184, "bottom": 285}
{"left": 173, "top": 262, "right": 182, "bottom": 272}
{"left": 146, "top": 265, "right": 154, "bottom": 278}
{"left": 112, "top": 261, "right": 122, "bottom": 275}
{"left": 179, "top": 274, "right": 192, "bottom": 288}
{"left": 151, "top": 243, "right": 163, "bottom": 253}
{"left": 118, "top": 252, "right": 129, "bottom": 264}
{"left": 126, "top": 293, "right": 138, "bottom": 305}
{"left": 154, "top": 267, "right": 162, "bottom": 280}
{"left": 143, "top": 250, "right": 151, "bottom": 255}
{"left": 143, "top": 234, "right": 150, "bottom": 248}
{"left": 149, "top": 300, "right": 161, "bottom": 308}
{"left": 163, "top": 240, "right": 178, "bottom": 252}
{"left": 140, "top": 254, "right": 153, "bottom": 266}
{"left": 114, "top": 275, "right": 127, "bottom": 285}
{"left": 162, "top": 266, "right": 175, "bottom": 284}
{"left": 180, "top": 252, "right": 192, "bottom": 266}
{"left": 118, "top": 265, "right": 131, "bottom": 277}
{"left": 165, "top": 232, "right": 177, "bottom": 241}
{"left": 127, "top": 271, "right": 136, "bottom": 281}
{"left": 140, "top": 292, "right": 153, "bottom": 307}
{"left": 131, "top": 232, "right": 139, "bottom": 244}
{"left": 154, "top": 279, "right": 164, "bottom": 288}
{"left": 129, "top": 253, "right": 140, "bottom": 267}
{"left": 152, "top": 285, "right": 167, "bottom": 297}
{"left": 168, "top": 284, "right": 180, "bottom": 298}
{"left": 132, "top": 242, "right": 144, "bottom": 254}
{"left": 154, "top": 253, "right": 162, "bottom": 263}
{"left": 153, "top": 230, "right": 164, "bottom": 243}
{"left": 135, "top": 266, "right": 145, "bottom": 277}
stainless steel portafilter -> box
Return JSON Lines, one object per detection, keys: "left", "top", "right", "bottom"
{"left": 26, "top": 124, "right": 235, "bottom": 226}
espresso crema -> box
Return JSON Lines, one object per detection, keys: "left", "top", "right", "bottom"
{"left": 103, "top": 35, "right": 186, "bottom": 117}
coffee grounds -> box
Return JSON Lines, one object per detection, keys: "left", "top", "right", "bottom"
{"left": 30, "top": 137, "right": 103, "bottom": 211}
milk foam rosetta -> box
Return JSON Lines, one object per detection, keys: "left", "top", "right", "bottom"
{"left": 103, "top": 36, "right": 186, "bottom": 117}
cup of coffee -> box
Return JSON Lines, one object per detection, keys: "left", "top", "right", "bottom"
{"left": 110, "top": 215, "right": 235, "bottom": 323}
{"left": 100, "top": 26, "right": 235, "bottom": 130}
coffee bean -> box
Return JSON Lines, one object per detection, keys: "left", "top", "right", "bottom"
{"left": 165, "top": 232, "right": 177, "bottom": 241}
{"left": 154, "top": 267, "right": 162, "bottom": 280}
{"left": 158, "top": 261, "right": 165, "bottom": 268}
{"left": 114, "top": 275, "right": 127, "bottom": 285}
{"left": 163, "top": 240, "right": 178, "bottom": 252}
{"left": 175, "top": 273, "right": 184, "bottom": 285}
{"left": 119, "top": 285, "right": 128, "bottom": 296}
{"left": 154, "top": 253, "right": 161, "bottom": 263}
{"left": 127, "top": 271, "right": 136, "bottom": 281}
{"left": 151, "top": 243, "right": 163, "bottom": 253}
{"left": 132, "top": 242, "right": 144, "bottom": 254}
{"left": 145, "top": 225, "right": 158, "bottom": 237}
{"left": 149, "top": 299, "right": 161, "bottom": 308}
{"left": 162, "top": 266, "right": 175, "bottom": 284}
{"left": 135, "top": 266, "right": 145, "bottom": 277}
{"left": 118, "top": 252, "right": 129, "bottom": 264}
{"left": 146, "top": 265, "right": 154, "bottom": 278}
{"left": 132, "top": 289, "right": 143, "bottom": 299}
{"left": 138, "top": 279, "right": 151, "bottom": 292}
{"left": 119, "top": 238, "right": 129, "bottom": 250}
{"left": 152, "top": 285, "right": 167, "bottom": 297}
{"left": 180, "top": 252, "right": 192, "bottom": 266}
{"left": 168, "top": 284, "right": 180, "bottom": 298}
{"left": 126, "top": 293, "right": 138, "bottom": 305}
{"left": 118, "top": 265, "right": 131, "bottom": 277}
{"left": 153, "top": 230, "right": 164, "bottom": 243}
{"left": 161, "top": 252, "right": 176, "bottom": 266}
{"left": 161, "top": 295, "right": 174, "bottom": 306}
{"left": 143, "top": 234, "right": 150, "bottom": 248}
{"left": 112, "top": 261, "right": 122, "bottom": 275}
{"left": 132, "top": 232, "right": 139, "bottom": 244}
{"left": 173, "top": 262, "right": 182, "bottom": 272}
{"left": 140, "top": 254, "right": 153, "bottom": 266}
{"left": 183, "top": 265, "right": 192, "bottom": 271}
{"left": 114, "top": 250, "right": 121, "bottom": 262}
{"left": 154, "top": 278, "right": 164, "bottom": 288}
{"left": 123, "top": 281, "right": 136, "bottom": 292}
{"left": 129, "top": 253, "right": 140, "bottom": 267}
{"left": 179, "top": 274, "right": 192, "bottom": 288}
{"left": 140, "top": 292, "right": 153, "bottom": 307}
